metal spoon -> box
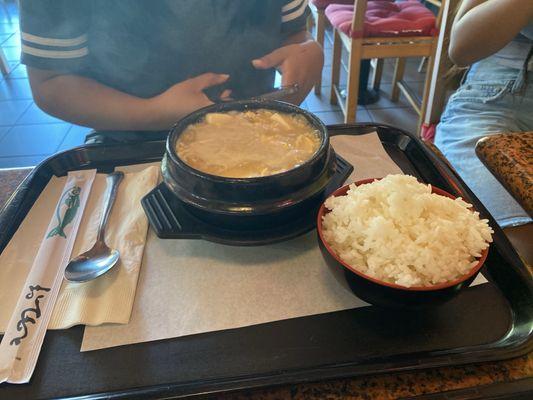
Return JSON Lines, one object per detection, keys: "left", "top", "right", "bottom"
{"left": 215, "top": 84, "right": 300, "bottom": 103}
{"left": 64, "top": 171, "right": 124, "bottom": 282}
{"left": 253, "top": 84, "right": 299, "bottom": 101}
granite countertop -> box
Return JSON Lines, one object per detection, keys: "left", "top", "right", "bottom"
{"left": 0, "top": 167, "right": 531, "bottom": 399}
{"left": 476, "top": 132, "right": 533, "bottom": 217}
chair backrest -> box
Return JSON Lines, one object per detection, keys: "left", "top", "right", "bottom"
{"left": 433, "top": 0, "right": 446, "bottom": 30}
{"left": 423, "top": 0, "right": 461, "bottom": 126}
{"left": 350, "top": 0, "right": 368, "bottom": 34}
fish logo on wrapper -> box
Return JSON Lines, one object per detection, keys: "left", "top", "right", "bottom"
{"left": 46, "top": 186, "right": 81, "bottom": 239}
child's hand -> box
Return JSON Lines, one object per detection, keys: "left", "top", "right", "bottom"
{"left": 252, "top": 40, "right": 323, "bottom": 105}
{"left": 151, "top": 73, "right": 231, "bottom": 128}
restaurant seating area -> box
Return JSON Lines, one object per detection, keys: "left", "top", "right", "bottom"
{"left": 320, "top": 0, "right": 438, "bottom": 126}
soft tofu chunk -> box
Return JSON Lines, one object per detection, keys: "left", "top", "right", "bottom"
{"left": 270, "top": 113, "right": 291, "bottom": 129}
{"left": 205, "top": 113, "right": 233, "bottom": 124}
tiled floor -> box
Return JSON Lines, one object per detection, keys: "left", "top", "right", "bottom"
{"left": 0, "top": 3, "right": 424, "bottom": 169}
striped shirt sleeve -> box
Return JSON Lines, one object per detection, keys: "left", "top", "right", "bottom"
{"left": 281, "top": 0, "right": 310, "bottom": 35}
{"left": 19, "top": 0, "right": 90, "bottom": 72}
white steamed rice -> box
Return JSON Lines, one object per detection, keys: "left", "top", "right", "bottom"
{"left": 321, "top": 174, "right": 493, "bottom": 287}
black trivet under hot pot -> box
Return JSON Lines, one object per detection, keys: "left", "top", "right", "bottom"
{"left": 142, "top": 154, "right": 353, "bottom": 246}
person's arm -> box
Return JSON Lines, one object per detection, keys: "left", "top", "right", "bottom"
{"left": 252, "top": 0, "right": 323, "bottom": 105}
{"left": 252, "top": 30, "right": 323, "bottom": 105}
{"left": 449, "top": 0, "right": 533, "bottom": 67}
{"left": 28, "top": 68, "right": 230, "bottom": 131}
{"left": 21, "top": 0, "right": 230, "bottom": 131}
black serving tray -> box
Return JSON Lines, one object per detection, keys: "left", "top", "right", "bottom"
{"left": 142, "top": 154, "right": 353, "bottom": 246}
{"left": 0, "top": 124, "right": 531, "bottom": 400}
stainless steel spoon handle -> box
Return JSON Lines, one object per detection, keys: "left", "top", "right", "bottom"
{"left": 96, "top": 171, "right": 124, "bottom": 242}
{"left": 254, "top": 84, "right": 299, "bottom": 101}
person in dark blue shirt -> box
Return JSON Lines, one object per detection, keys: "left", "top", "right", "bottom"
{"left": 20, "top": 0, "right": 323, "bottom": 142}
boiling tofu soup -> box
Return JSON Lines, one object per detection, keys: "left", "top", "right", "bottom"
{"left": 176, "top": 110, "right": 321, "bottom": 178}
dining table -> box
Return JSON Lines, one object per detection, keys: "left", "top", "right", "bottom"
{"left": 476, "top": 131, "right": 533, "bottom": 267}
{"left": 0, "top": 146, "right": 531, "bottom": 400}
{"left": 476, "top": 131, "right": 533, "bottom": 218}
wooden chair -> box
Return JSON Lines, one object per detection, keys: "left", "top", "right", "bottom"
{"left": 393, "top": 0, "right": 443, "bottom": 101}
{"left": 415, "top": 2, "right": 443, "bottom": 77}
{"left": 310, "top": 0, "right": 354, "bottom": 95}
{"left": 327, "top": 0, "right": 445, "bottom": 132}
{"left": 420, "top": 0, "right": 462, "bottom": 141}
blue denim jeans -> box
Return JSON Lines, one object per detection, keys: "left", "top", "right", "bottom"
{"left": 435, "top": 57, "right": 533, "bottom": 228}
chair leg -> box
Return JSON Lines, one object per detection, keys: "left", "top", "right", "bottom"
{"left": 418, "top": 56, "right": 427, "bottom": 73}
{"left": 0, "top": 47, "right": 10, "bottom": 76}
{"left": 345, "top": 39, "right": 363, "bottom": 123}
{"left": 314, "top": 9, "right": 326, "bottom": 95}
{"left": 418, "top": 52, "right": 436, "bottom": 137}
{"left": 391, "top": 58, "right": 406, "bottom": 102}
{"left": 330, "top": 29, "right": 342, "bottom": 105}
{"left": 371, "top": 58, "right": 384, "bottom": 91}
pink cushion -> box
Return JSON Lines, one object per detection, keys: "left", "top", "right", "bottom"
{"left": 325, "top": 0, "right": 437, "bottom": 38}
{"left": 312, "top": 0, "right": 394, "bottom": 9}
{"left": 311, "top": 0, "right": 354, "bottom": 10}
